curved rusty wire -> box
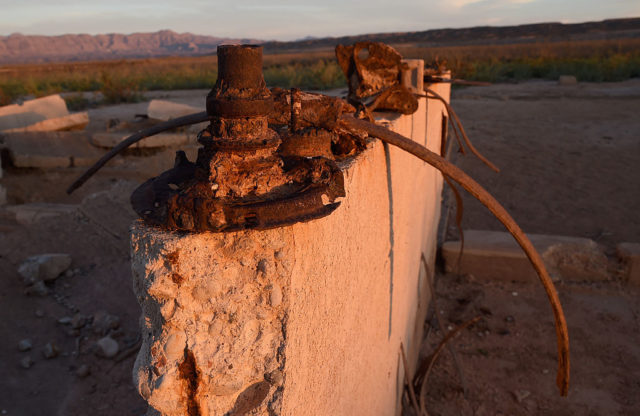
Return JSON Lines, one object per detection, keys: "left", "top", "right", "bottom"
{"left": 339, "top": 114, "right": 570, "bottom": 396}
{"left": 422, "top": 88, "right": 499, "bottom": 173}
{"left": 418, "top": 316, "right": 481, "bottom": 415}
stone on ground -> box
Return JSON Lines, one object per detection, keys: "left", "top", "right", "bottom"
{"left": 18, "top": 253, "right": 72, "bottom": 284}
{"left": 96, "top": 336, "right": 119, "bottom": 358}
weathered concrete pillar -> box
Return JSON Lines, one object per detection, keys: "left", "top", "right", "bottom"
{"left": 130, "top": 75, "right": 451, "bottom": 415}
{"left": 131, "top": 226, "right": 290, "bottom": 415}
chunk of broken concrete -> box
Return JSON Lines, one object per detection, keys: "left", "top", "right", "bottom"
{"left": 2, "top": 112, "right": 89, "bottom": 133}
{"left": 442, "top": 230, "right": 609, "bottom": 282}
{"left": 17, "top": 339, "right": 33, "bottom": 351}
{"left": 42, "top": 342, "right": 59, "bottom": 359}
{"left": 96, "top": 336, "right": 119, "bottom": 358}
{"left": 6, "top": 203, "right": 78, "bottom": 226}
{"left": 18, "top": 253, "right": 72, "bottom": 285}
{"left": 0, "top": 95, "right": 69, "bottom": 132}
{"left": 147, "top": 100, "right": 202, "bottom": 121}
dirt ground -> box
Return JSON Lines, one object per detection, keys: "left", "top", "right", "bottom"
{"left": 1, "top": 80, "right": 639, "bottom": 415}
{"left": 416, "top": 79, "right": 640, "bottom": 416}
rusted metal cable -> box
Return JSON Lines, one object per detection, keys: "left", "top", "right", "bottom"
{"left": 339, "top": 114, "right": 570, "bottom": 396}
{"left": 421, "top": 88, "right": 499, "bottom": 173}
{"left": 400, "top": 342, "right": 427, "bottom": 416}
{"left": 442, "top": 176, "right": 465, "bottom": 269}
{"left": 420, "top": 254, "right": 468, "bottom": 398}
{"left": 66, "top": 111, "right": 210, "bottom": 194}
{"left": 417, "top": 316, "right": 481, "bottom": 415}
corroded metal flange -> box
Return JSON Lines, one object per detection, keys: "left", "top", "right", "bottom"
{"left": 131, "top": 44, "right": 346, "bottom": 232}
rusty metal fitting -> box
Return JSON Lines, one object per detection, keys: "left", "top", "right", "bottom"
{"left": 206, "top": 45, "right": 273, "bottom": 118}
{"left": 131, "top": 45, "right": 346, "bottom": 232}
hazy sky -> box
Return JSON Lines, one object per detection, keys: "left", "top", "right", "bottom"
{"left": 0, "top": 0, "right": 638, "bottom": 40}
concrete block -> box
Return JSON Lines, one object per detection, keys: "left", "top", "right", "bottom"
{"left": 0, "top": 95, "right": 69, "bottom": 131}
{"left": 617, "top": 242, "right": 640, "bottom": 285}
{"left": 5, "top": 203, "right": 78, "bottom": 225}
{"left": 401, "top": 59, "right": 424, "bottom": 94}
{"left": 2, "top": 112, "right": 88, "bottom": 133}
{"left": 147, "top": 100, "right": 202, "bottom": 121}
{"left": 442, "top": 230, "right": 609, "bottom": 282}
{"left": 2, "top": 131, "right": 105, "bottom": 168}
{"left": 91, "top": 132, "right": 191, "bottom": 149}
{"left": 18, "top": 253, "right": 72, "bottom": 284}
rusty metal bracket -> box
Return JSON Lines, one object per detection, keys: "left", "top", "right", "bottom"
{"left": 128, "top": 45, "right": 347, "bottom": 232}
{"left": 335, "top": 41, "right": 418, "bottom": 114}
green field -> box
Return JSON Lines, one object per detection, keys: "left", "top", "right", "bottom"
{"left": 1, "top": 38, "right": 639, "bottom": 107}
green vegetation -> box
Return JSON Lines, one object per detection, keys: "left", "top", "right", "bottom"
{"left": 400, "top": 38, "right": 640, "bottom": 83}
{"left": 1, "top": 38, "right": 639, "bottom": 106}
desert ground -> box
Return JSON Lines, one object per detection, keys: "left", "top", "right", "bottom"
{"left": 1, "top": 79, "right": 639, "bottom": 415}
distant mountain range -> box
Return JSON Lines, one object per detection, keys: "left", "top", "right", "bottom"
{"left": 0, "top": 30, "right": 261, "bottom": 64}
{"left": 1, "top": 17, "right": 638, "bottom": 65}
{"left": 263, "top": 17, "right": 640, "bottom": 51}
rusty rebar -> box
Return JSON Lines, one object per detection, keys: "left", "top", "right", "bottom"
{"left": 66, "top": 111, "right": 209, "bottom": 194}
{"left": 339, "top": 114, "right": 570, "bottom": 396}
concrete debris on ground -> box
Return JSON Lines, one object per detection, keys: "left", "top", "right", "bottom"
{"left": 42, "top": 342, "right": 59, "bottom": 359}
{"left": 92, "top": 310, "right": 121, "bottom": 335}
{"left": 17, "top": 339, "right": 33, "bottom": 352}
{"left": 20, "top": 356, "right": 34, "bottom": 369}
{"left": 6, "top": 203, "right": 78, "bottom": 226}
{"left": 0, "top": 95, "right": 69, "bottom": 132}
{"left": 18, "top": 253, "right": 72, "bottom": 285}
{"left": 146, "top": 99, "right": 202, "bottom": 121}
{"left": 441, "top": 230, "right": 611, "bottom": 282}
{"left": 57, "top": 316, "right": 72, "bottom": 325}
{"left": 0, "top": 94, "right": 89, "bottom": 134}
{"left": 96, "top": 336, "right": 119, "bottom": 358}
{"left": 2, "top": 112, "right": 89, "bottom": 133}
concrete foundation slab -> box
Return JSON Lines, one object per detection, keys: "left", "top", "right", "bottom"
{"left": 5, "top": 203, "right": 78, "bottom": 225}
{"left": 2, "top": 112, "right": 89, "bottom": 133}
{"left": 442, "top": 229, "right": 610, "bottom": 282}
{"left": 2, "top": 131, "right": 105, "bottom": 168}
